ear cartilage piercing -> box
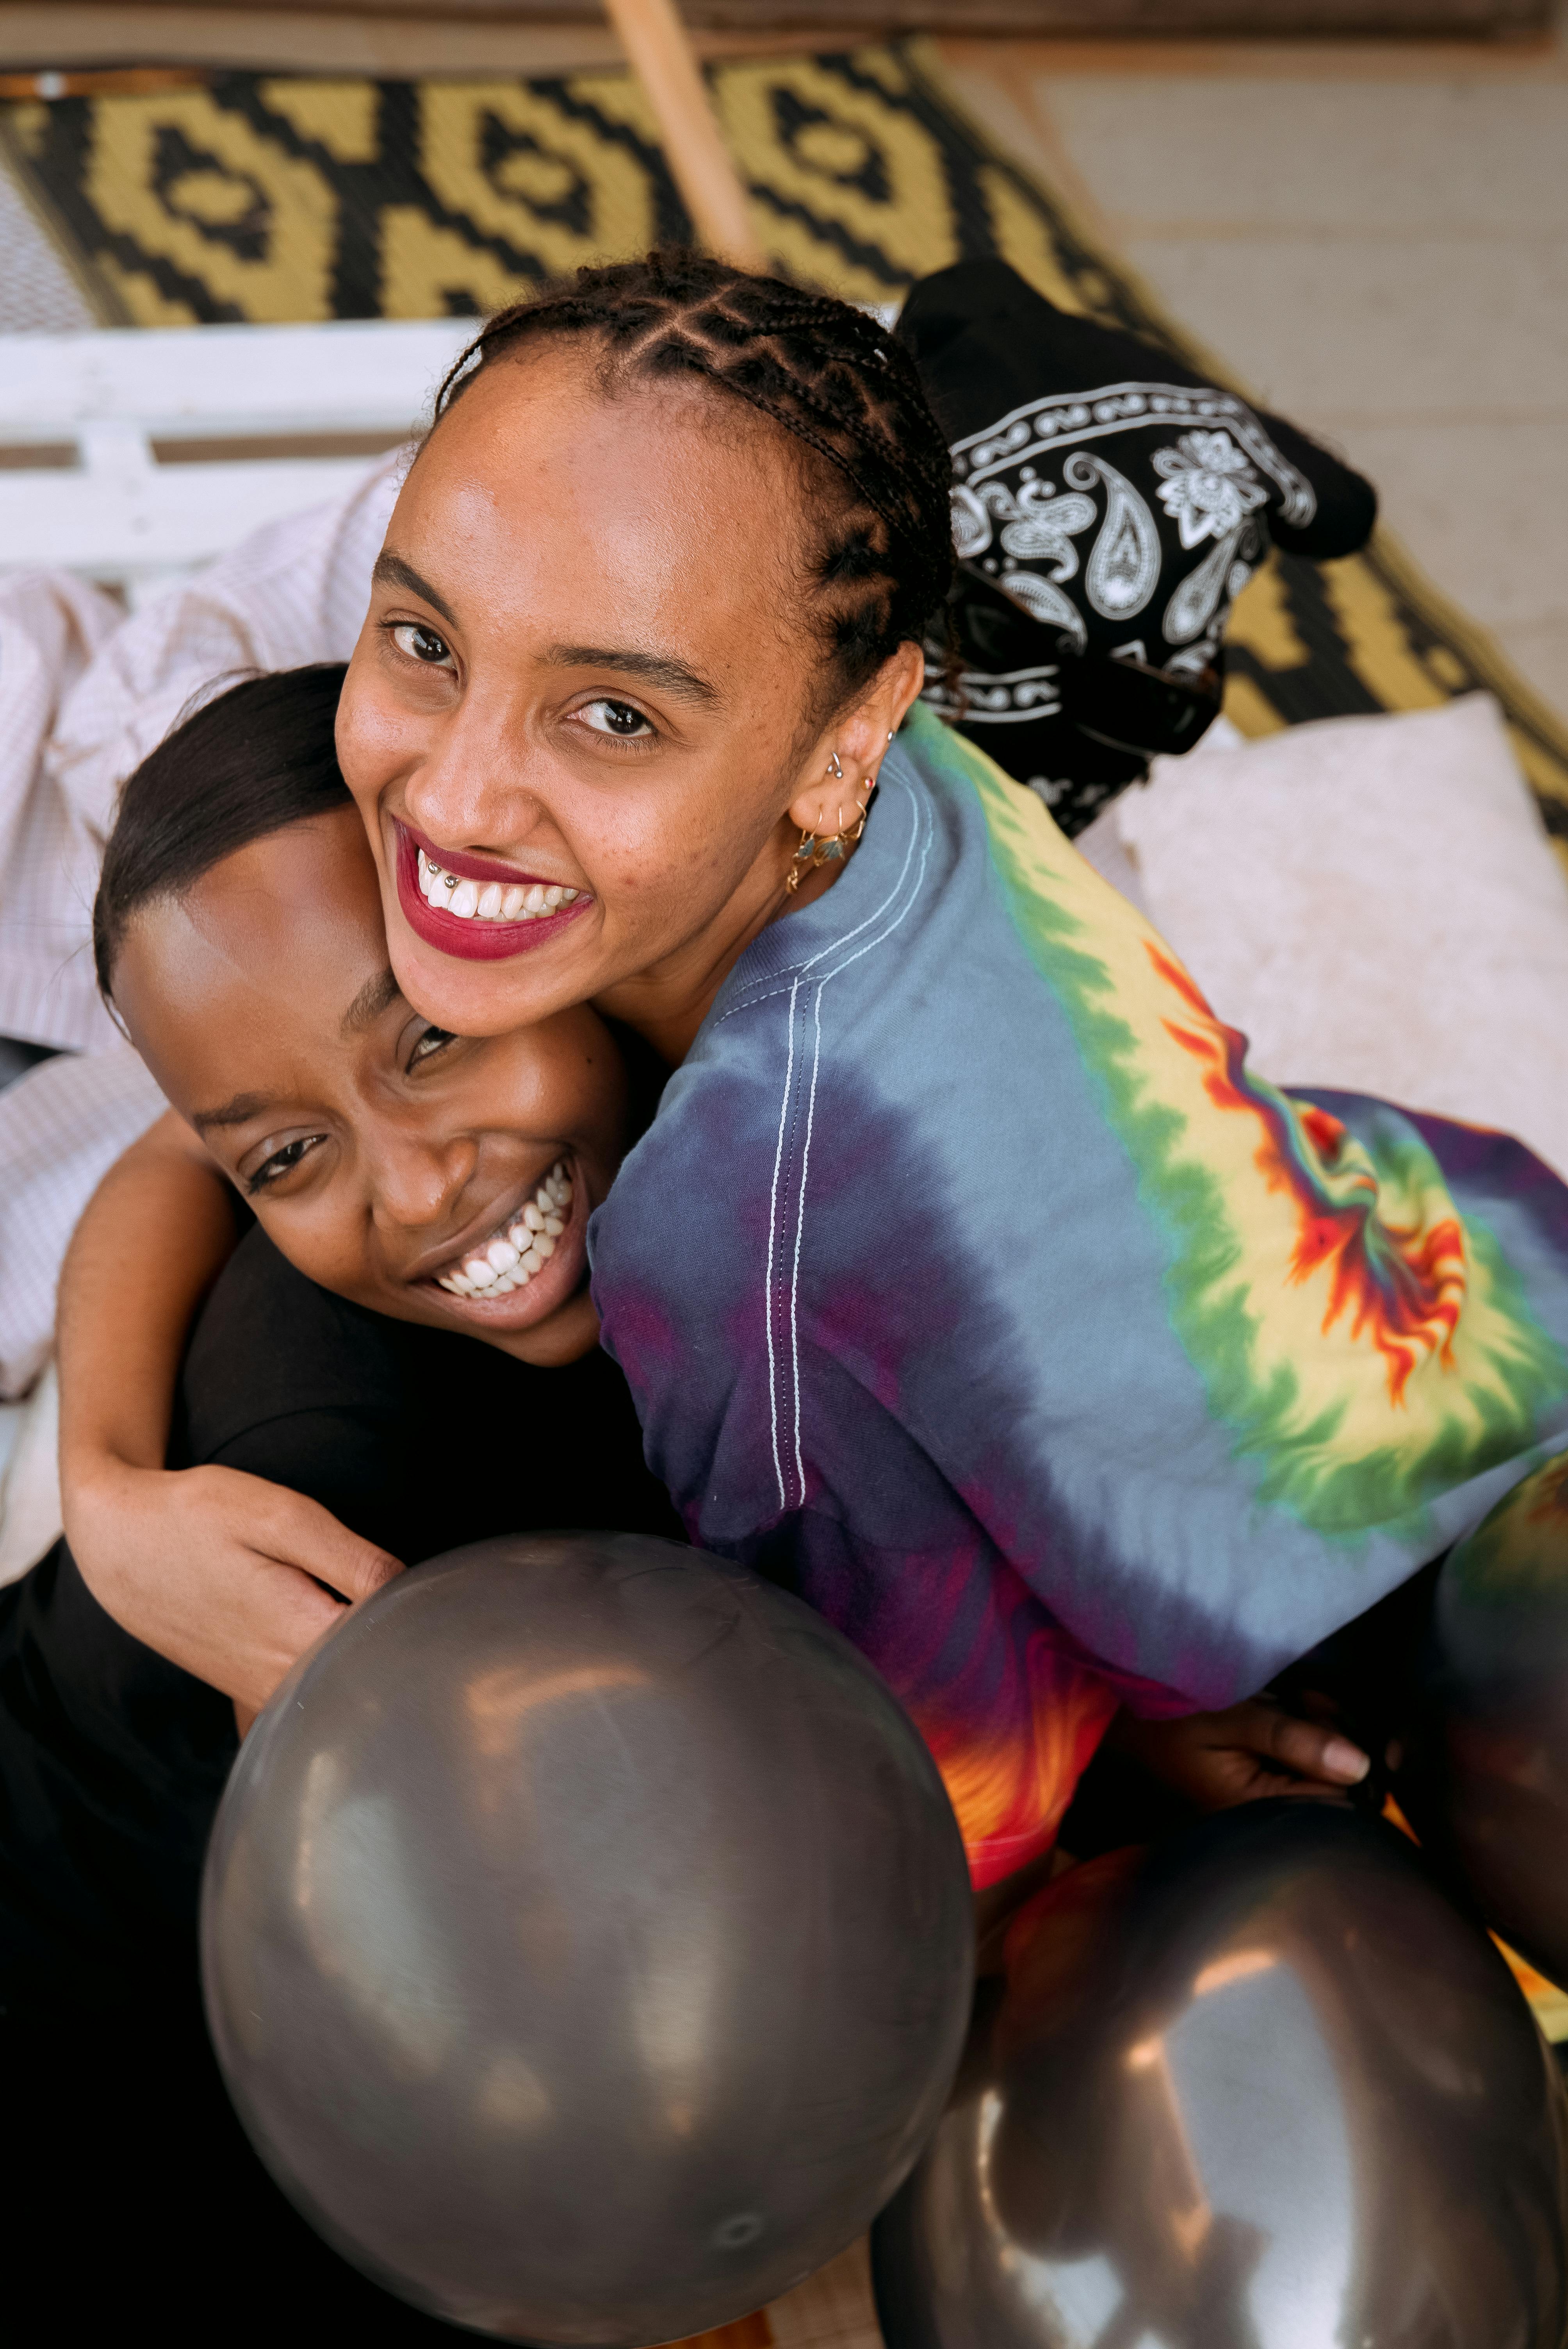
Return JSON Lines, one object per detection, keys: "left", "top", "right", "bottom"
{"left": 827, "top": 750, "right": 844, "bottom": 779}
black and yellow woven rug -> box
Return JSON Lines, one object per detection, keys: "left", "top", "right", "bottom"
{"left": 5, "top": 41, "right": 1567, "bottom": 846}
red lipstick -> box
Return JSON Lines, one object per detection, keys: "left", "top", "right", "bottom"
{"left": 394, "top": 821, "right": 592, "bottom": 962}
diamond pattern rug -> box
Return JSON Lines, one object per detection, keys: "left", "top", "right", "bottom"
{"left": 3, "top": 39, "right": 1567, "bottom": 857}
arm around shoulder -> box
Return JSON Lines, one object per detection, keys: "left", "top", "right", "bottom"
{"left": 57, "top": 1111, "right": 403, "bottom": 1713}
{"left": 58, "top": 1107, "right": 239, "bottom": 1490}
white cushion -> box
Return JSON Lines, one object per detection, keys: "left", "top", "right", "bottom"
{"left": 1113, "top": 693, "right": 1568, "bottom": 1180}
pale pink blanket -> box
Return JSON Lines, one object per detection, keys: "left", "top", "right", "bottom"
{"left": 0, "top": 453, "right": 401, "bottom": 1395}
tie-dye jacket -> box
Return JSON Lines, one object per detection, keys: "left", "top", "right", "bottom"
{"left": 590, "top": 706, "right": 1568, "bottom": 1888}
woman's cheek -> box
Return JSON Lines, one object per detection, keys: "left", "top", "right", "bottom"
{"left": 336, "top": 655, "right": 426, "bottom": 822}
{"left": 253, "top": 1202, "right": 375, "bottom": 1307}
{"left": 587, "top": 775, "right": 758, "bottom": 935}
{"left": 334, "top": 688, "right": 393, "bottom": 815}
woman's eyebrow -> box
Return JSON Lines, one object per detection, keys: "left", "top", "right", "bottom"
{"left": 191, "top": 1091, "right": 272, "bottom": 1135}
{"left": 372, "top": 551, "right": 460, "bottom": 630}
{"left": 342, "top": 967, "right": 404, "bottom": 1036}
{"left": 545, "top": 643, "right": 718, "bottom": 705}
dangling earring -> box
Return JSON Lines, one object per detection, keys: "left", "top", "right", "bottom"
{"left": 786, "top": 780, "right": 874, "bottom": 895}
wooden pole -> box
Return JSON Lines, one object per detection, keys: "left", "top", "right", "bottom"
{"left": 601, "top": 0, "right": 765, "bottom": 271}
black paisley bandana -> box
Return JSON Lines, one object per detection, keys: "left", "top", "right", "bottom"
{"left": 898, "top": 258, "right": 1377, "bottom": 837}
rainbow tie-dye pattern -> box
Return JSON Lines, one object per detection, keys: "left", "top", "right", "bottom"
{"left": 592, "top": 706, "right": 1568, "bottom": 1888}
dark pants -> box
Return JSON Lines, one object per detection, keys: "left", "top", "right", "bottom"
{"left": 0, "top": 1226, "right": 681, "bottom": 2342}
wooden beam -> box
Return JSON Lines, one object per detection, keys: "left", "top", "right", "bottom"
{"left": 601, "top": 0, "right": 763, "bottom": 269}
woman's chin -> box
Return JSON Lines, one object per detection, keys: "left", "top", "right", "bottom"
{"left": 389, "top": 920, "right": 584, "bottom": 1043}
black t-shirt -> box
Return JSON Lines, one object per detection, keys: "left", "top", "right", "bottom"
{"left": 0, "top": 1226, "right": 682, "bottom": 2016}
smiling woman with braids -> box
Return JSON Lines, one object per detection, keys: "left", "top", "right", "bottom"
{"left": 60, "top": 251, "right": 1568, "bottom": 1904}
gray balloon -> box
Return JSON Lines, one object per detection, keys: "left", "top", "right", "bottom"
{"left": 1400, "top": 1449, "right": 1568, "bottom": 1989}
{"left": 873, "top": 1802, "right": 1568, "bottom": 2349}
{"left": 201, "top": 1533, "right": 972, "bottom": 2344}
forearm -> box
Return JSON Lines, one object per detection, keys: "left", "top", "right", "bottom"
{"left": 52, "top": 1115, "right": 399, "bottom": 1709}
{"left": 57, "top": 1109, "right": 238, "bottom": 1489}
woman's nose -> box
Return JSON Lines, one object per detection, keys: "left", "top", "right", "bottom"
{"left": 403, "top": 696, "right": 544, "bottom": 856}
{"left": 370, "top": 1132, "right": 478, "bottom": 1235}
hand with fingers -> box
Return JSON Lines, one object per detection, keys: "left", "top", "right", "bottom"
{"left": 65, "top": 1460, "right": 403, "bottom": 1724}
{"left": 56, "top": 1113, "right": 404, "bottom": 1729}
{"left": 1108, "top": 1693, "right": 1372, "bottom": 1815}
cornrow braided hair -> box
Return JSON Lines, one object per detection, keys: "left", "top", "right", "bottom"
{"left": 433, "top": 248, "right": 956, "bottom": 707}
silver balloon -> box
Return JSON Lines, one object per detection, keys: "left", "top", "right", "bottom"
{"left": 1401, "top": 1449, "right": 1568, "bottom": 1989}
{"left": 874, "top": 1802, "right": 1568, "bottom": 2349}
{"left": 202, "top": 1534, "right": 972, "bottom": 2344}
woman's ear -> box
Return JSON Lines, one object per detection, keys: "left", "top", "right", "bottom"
{"left": 786, "top": 642, "right": 925, "bottom": 838}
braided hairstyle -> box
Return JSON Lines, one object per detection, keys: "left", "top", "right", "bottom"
{"left": 433, "top": 249, "right": 954, "bottom": 712}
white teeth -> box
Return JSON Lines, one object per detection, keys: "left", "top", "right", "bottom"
{"left": 431, "top": 1160, "right": 576, "bottom": 1304}
{"left": 420, "top": 864, "right": 584, "bottom": 925}
{"left": 420, "top": 854, "right": 584, "bottom": 922}
{"left": 419, "top": 853, "right": 455, "bottom": 907}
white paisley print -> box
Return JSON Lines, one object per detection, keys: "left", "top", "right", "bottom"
{"left": 950, "top": 475, "right": 1096, "bottom": 577}
{"left": 941, "top": 386, "right": 1315, "bottom": 683}
{"left": 1151, "top": 430, "right": 1269, "bottom": 550}
{"left": 1063, "top": 451, "right": 1160, "bottom": 620}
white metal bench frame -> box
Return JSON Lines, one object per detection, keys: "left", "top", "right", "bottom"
{"left": 0, "top": 317, "right": 475, "bottom": 599}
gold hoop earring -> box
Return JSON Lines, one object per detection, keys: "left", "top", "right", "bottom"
{"left": 786, "top": 788, "right": 872, "bottom": 894}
